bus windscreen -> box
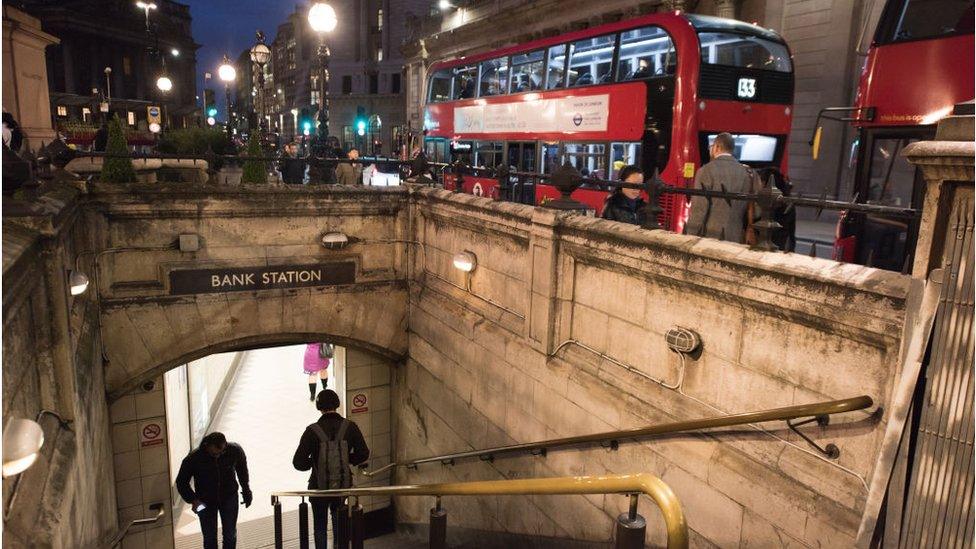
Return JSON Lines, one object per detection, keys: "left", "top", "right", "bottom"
{"left": 707, "top": 133, "right": 778, "bottom": 162}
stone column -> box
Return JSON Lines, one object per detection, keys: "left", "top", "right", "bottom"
{"left": 715, "top": 0, "right": 738, "bottom": 19}
{"left": 2, "top": 6, "right": 59, "bottom": 149}
{"left": 904, "top": 106, "right": 975, "bottom": 279}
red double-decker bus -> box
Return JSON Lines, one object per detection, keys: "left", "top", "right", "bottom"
{"left": 422, "top": 13, "right": 795, "bottom": 232}
{"left": 822, "top": 0, "right": 974, "bottom": 270}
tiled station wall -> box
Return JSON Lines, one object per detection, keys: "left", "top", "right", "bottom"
{"left": 344, "top": 348, "right": 394, "bottom": 513}
{"left": 394, "top": 188, "right": 909, "bottom": 546}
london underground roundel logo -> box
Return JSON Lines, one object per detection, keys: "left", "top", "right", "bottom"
{"left": 573, "top": 113, "right": 583, "bottom": 126}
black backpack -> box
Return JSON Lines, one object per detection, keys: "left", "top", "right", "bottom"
{"left": 310, "top": 421, "right": 352, "bottom": 489}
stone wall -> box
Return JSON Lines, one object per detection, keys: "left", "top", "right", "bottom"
{"left": 395, "top": 187, "right": 909, "bottom": 546}
{"left": 2, "top": 190, "right": 117, "bottom": 547}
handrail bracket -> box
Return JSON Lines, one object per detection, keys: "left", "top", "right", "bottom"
{"left": 787, "top": 415, "right": 840, "bottom": 459}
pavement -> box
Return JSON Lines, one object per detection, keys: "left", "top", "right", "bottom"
{"left": 173, "top": 345, "right": 330, "bottom": 549}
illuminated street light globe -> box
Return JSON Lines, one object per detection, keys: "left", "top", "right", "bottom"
{"left": 156, "top": 75, "right": 173, "bottom": 92}
{"left": 250, "top": 42, "right": 271, "bottom": 65}
{"left": 308, "top": 2, "right": 338, "bottom": 33}
{"left": 218, "top": 56, "right": 236, "bottom": 82}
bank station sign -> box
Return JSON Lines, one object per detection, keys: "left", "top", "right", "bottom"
{"left": 169, "top": 262, "right": 356, "bottom": 295}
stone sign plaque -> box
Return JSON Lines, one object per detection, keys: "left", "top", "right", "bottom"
{"left": 169, "top": 262, "right": 356, "bottom": 295}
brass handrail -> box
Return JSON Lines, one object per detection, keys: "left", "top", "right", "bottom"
{"left": 362, "top": 395, "right": 873, "bottom": 477}
{"left": 271, "top": 473, "right": 688, "bottom": 549}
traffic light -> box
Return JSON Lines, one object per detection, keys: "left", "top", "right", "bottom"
{"left": 355, "top": 106, "right": 367, "bottom": 137}
{"left": 204, "top": 89, "right": 217, "bottom": 118}
{"left": 299, "top": 108, "right": 313, "bottom": 136}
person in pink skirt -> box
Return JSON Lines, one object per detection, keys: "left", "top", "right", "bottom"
{"left": 305, "top": 343, "right": 334, "bottom": 401}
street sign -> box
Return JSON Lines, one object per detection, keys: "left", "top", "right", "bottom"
{"left": 147, "top": 106, "right": 161, "bottom": 124}
{"left": 168, "top": 261, "right": 356, "bottom": 295}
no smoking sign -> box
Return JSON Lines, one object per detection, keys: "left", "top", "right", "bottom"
{"left": 140, "top": 421, "right": 165, "bottom": 448}
{"left": 351, "top": 393, "right": 368, "bottom": 414}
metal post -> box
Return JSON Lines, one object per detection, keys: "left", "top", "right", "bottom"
{"left": 614, "top": 494, "right": 646, "bottom": 549}
{"left": 298, "top": 497, "right": 310, "bottom": 549}
{"left": 273, "top": 496, "right": 284, "bottom": 549}
{"left": 225, "top": 83, "right": 233, "bottom": 140}
{"left": 429, "top": 496, "right": 447, "bottom": 549}
{"left": 335, "top": 501, "right": 350, "bottom": 549}
{"left": 351, "top": 497, "right": 365, "bottom": 549}
{"left": 642, "top": 177, "right": 664, "bottom": 230}
{"left": 317, "top": 36, "right": 330, "bottom": 141}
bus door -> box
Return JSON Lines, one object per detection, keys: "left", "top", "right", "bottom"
{"left": 836, "top": 127, "right": 932, "bottom": 271}
{"left": 506, "top": 141, "right": 537, "bottom": 204}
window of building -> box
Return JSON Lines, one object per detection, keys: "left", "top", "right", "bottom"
{"left": 568, "top": 34, "right": 617, "bottom": 87}
{"left": 428, "top": 69, "right": 452, "bottom": 102}
{"left": 127, "top": 111, "right": 136, "bottom": 125}
{"left": 343, "top": 75, "right": 353, "bottom": 94}
{"left": 377, "top": 9, "right": 383, "bottom": 30}
{"left": 610, "top": 142, "right": 642, "bottom": 179}
{"left": 123, "top": 56, "right": 132, "bottom": 76}
{"left": 81, "top": 107, "right": 91, "bottom": 122}
{"left": 369, "top": 73, "right": 378, "bottom": 94}
{"left": 545, "top": 45, "right": 567, "bottom": 89}
{"left": 377, "top": 48, "right": 383, "bottom": 62}
{"left": 510, "top": 50, "right": 544, "bottom": 93}
{"left": 391, "top": 73, "right": 401, "bottom": 94}
{"left": 453, "top": 65, "right": 477, "bottom": 99}
{"left": 311, "top": 90, "right": 320, "bottom": 105}
{"left": 478, "top": 57, "right": 509, "bottom": 97}
{"left": 617, "top": 26, "right": 675, "bottom": 81}
{"left": 56, "top": 105, "right": 68, "bottom": 117}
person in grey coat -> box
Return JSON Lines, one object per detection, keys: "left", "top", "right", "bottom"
{"left": 684, "top": 132, "right": 756, "bottom": 243}
{"left": 335, "top": 148, "right": 363, "bottom": 185}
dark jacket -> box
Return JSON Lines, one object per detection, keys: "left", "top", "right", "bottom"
{"left": 293, "top": 412, "right": 370, "bottom": 489}
{"left": 280, "top": 155, "right": 306, "bottom": 184}
{"left": 601, "top": 191, "right": 648, "bottom": 226}
{"left": 175, "top": 443, "right": 250, "bottom": 505}
{"left": 93, "top": 126, "right": 108, "bottom": 152}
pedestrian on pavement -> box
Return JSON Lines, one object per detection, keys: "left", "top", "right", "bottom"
{"left": 684, "top": 132, "right": 757, "bottom": 243}
{"left": 601, "top": 165, "right": 647, "bottom": 226}
{"left": 305, "top": 343, "right": 333, "bottom": 401}
{"left": 176, "top": 432, "right": 252, "bottom": 549}
{"left": 93, "top": 122, "right": 109, "bottom": 152}
{"left": 335, "top": 148, "right": 362, "bottom": 185}
{"left": 293, "top": 389, "right": 370, "bottom": 549}
{"left": 279, "top": 142, "right": 306, "bottom": 185}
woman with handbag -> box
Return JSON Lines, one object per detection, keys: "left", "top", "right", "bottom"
{"left": 304, "top": 343, "right": 334, "bottom": 401}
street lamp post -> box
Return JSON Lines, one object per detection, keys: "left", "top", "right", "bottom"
{"left": 249, "top": 31, "right": 272, "bottom": 139}
{"left": 218, "top": 54, "right": 237, "bottom": 140}
{"left": 308, "top": 2, "right": 337, "bottom": 143}
{"left": 135, "top": 1, "right": 157, "bottom": 34}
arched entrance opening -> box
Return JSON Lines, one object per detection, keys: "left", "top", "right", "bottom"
{"left": 107, "top": 337, "right": 397, "bottom": 549}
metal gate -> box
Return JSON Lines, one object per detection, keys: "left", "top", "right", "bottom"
{"left": 898, "top": 184, "right": 974, "bottom": 548}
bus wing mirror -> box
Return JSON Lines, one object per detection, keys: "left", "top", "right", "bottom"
{"left": 811, "top": 126, "right": 823, "bottom": 160}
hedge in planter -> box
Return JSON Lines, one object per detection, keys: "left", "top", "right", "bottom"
{"left": 100, "top": 114, "right": 136, "bottom": 183}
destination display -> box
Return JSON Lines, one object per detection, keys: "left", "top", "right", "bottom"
{"left": 169, "top": 262, "right": 356, "bottom": 295}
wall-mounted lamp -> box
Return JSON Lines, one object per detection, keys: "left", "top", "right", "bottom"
{"left": 69, "top": 270, "right": 90, "bottom": 296}
{"left": 438, "top": 0, "right": 453, "bottom": 10}
{"left": 452, "top": 251, "right": 477, "bottom": 272}
{"left": 2, "top": 418, "right": 44, "bottom": 478}
{"left": 321, "top": 231, "right": 355, "bottom": 250}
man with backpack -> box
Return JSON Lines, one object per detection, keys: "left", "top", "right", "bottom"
{"left": 292, "top": 389, "right": 370, "bottom": 549}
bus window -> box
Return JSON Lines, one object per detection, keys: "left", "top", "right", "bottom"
{"left": 541, "top": 142, "right": 560, "bottom": 172}
{"left": 453, "top": 65, "right": 477, "bottom": 99}
{"left": 563, "top": 143, "right": 607, "bottom": 179}
{"left": 617, "top": 26, "right": 675, "bottom": 81}
{"left": 867, "top": 138, "right": 919, "bottom": 207}
{"left": 698, "top": 32, "right": 792, "bottom": 72}
{"left": 568, "top": 34, "right": 617, "bottom": 86}
{"left": 473, "top": 141, "right": 504, "bottom": 168}
{"left": 877, "top": 0, "right": 974, "bottom": 43}
{"left": 429, "top": 69, "right": 453, "bottom": 102}
{"left": 545, "top": 45, "right": 567, "bottom": 89}
{"left": 479, "top": 58, "right": 509, "bottom": 97}
{"left": 610, "top": 142, "right": 642, "bottom": 179}
{"left": 510, "top": 50, "right": 545, "bottom": 93}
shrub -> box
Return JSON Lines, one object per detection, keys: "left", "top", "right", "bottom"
{"left": 100, "top": 114, "right": 136, "bottom": 183}
{"left": 240, "top": 132, "right": 267, "bottom": 184}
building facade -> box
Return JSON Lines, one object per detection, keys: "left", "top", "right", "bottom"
{"left": 22, "top": 0, "right": 199, "bottom": 147}
{"left": 259, "top": 0, "right": 428, "bottom": 155}
{"left": 402, "top": 0, "right": 881, "bottom": 201}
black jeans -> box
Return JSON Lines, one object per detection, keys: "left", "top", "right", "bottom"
{"left": 198, "top": 497, "right": 239, "bottom": 549}
{"left": 311, "top": 497, "right": 345, "bottom": 549}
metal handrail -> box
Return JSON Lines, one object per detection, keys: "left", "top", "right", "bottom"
{"left": 271, "top": 473, "right": 688, "bottom": 549}
{"left": 104, "top": 502, "right": 164, "bottom": 548}
{"left": 361, "top": 396, "right": 874, "bottom": 477}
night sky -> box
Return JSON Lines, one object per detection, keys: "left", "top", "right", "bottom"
{"left": 182, "top": 0, "right": 303, "bottom": 115}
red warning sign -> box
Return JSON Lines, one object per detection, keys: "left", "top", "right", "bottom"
{"left": 351, "top": 393, "right": 368, "bottom": 414}
{"left": 140, "top": 422, "right": 164, "bottom": 447}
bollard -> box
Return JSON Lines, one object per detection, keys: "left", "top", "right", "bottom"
{"left": 335, "top": 502, "right": 351, "bottom": 549}
{"left": 429, "top": 496, "right": 447, "bottom": 549}
{"left": 298, "top": 498, "right": 310, "bottom": 549}
{"left": 614, "top": 494, "right": 646, "bottom": 549}
{"left": 351, "top": 497, "right": 365, "bottom": 549}
{"left": 273, "top": 497, "right": 284, "bottom": 549}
